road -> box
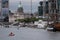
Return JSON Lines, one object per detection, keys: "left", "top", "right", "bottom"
{"left": 0, "top": 27, "right": 60, "bottom": 40}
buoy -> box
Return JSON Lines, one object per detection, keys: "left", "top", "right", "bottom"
{"left": 9, "top": 32, "right": 15, "bottom": 36}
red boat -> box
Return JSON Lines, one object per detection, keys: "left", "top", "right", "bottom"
{"left": 9, "top": 32, "right": 15, "bottom": 36}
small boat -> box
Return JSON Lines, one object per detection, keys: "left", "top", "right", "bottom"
{"left": 47, "top": 27, "right": 53, "bottom": 31}
{"left": 9, "top": 32, "right": 15, "bottom": 36}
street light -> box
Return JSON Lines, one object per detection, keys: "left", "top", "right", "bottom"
{"left": 31, "top": 0, "right": 33, "bottom": 17}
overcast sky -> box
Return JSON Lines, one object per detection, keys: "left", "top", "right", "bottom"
{"left": 9, "top": 0, "right": 47, "bottom": 13}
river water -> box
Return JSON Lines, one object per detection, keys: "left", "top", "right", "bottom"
{"left": 0, "top": 27, "right": 60, "bottom": 40}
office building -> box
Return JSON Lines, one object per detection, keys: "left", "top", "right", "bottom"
{"left": 57, "top": 0, "right": 60, "bottom": 13}
{"left": 48, "top": 0, "right": 58, "bottom": 14}
{"left": 0, "top": 0, "right": 9, "bottom": 22}
{"left": 38, "top": 1, "right": 48, "bottom": 16}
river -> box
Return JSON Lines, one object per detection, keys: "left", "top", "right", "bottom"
{"left": 0, "top": 27, "right": 60, "bottom": 40}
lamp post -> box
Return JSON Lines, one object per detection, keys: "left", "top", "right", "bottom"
{"left": 30, "top": 0, "right": 32, "bottom": 24}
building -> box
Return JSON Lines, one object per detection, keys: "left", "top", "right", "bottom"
{"left": 38, "top": 1, "right": 43, "bottom": 16}
{"left": 48, "top": 0, "right": 58, "bottom": 21}
{"left": 9, "top": 1, "right": 24, "bottom": 23}
{"left": 50, "top": 0, "right": 58, "bottom": 13}
{"left": 0, "top": 0, "right": 9, "bottom": 22}
{"left": 17, "top": 1, "right": 23, "bottom": 13}
{"left": 0, "top": 0, "right": 1, "bottom": 15}
{"left": 57, "top": 0, "right": 60, "bottom": 13}
{"left": 48, "top": 0, "right": 58, "bottom": 14}
{"left": 9, "top": 1, "right": 32, "bottom": 23}
{"left": 9, "top": 13, "right": 32, "bottom": 23}
{"left": 38, "top": 1, "right": 49, "bottom": 16}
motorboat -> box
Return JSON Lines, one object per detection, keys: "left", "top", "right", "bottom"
{"left": 9, "top": 32, "right": 15, "bottom": 36}
{"left": 46, "top": 27, "right": 54, "bottom": 31}
{"left": 37, "top": 20, "right": 47, "bottom": 29}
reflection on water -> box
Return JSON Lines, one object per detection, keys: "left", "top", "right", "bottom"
{"left": 0, "top": 27, "right": 60, "bottom": 40}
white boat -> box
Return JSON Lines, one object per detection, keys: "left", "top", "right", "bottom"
{"left": 9, "top": 32, "right": 15, "bottom": 36}
{"left": 46, "top": 27, "right": 53, "bottom": 31}
{"left": 37, "top": 20, "right": 47, "bottom": 29}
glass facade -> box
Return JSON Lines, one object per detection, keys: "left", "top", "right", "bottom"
{"left": 45, "top": 1, "right": 49, "bottom": 13}
{"left": 38, "top": 1, "right": 48, "bottom": 16}
{"left": 38, "top": 6, "right": 43, "bottom": 16}
{"left": 38, "top": 1, "right": 43, "bottom": 16}
{"left": 1, "top": 0, "right": 9, "bottom": 17}
{"left": 57, "top": 0, "right": 60, "bottom": 13}
{"left": 2, "top": 0, "right": 8, "bottom": 8}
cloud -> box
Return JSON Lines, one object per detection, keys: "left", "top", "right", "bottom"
{"left": 9, "top": 0, "right": 47, "bottom": 13}
{"left": 10, "top": 0, "right": 43, "bottom": 3}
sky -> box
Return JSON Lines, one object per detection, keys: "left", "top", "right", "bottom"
{"left": 9, "top": 0, "right": 46, "bottom": 13}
